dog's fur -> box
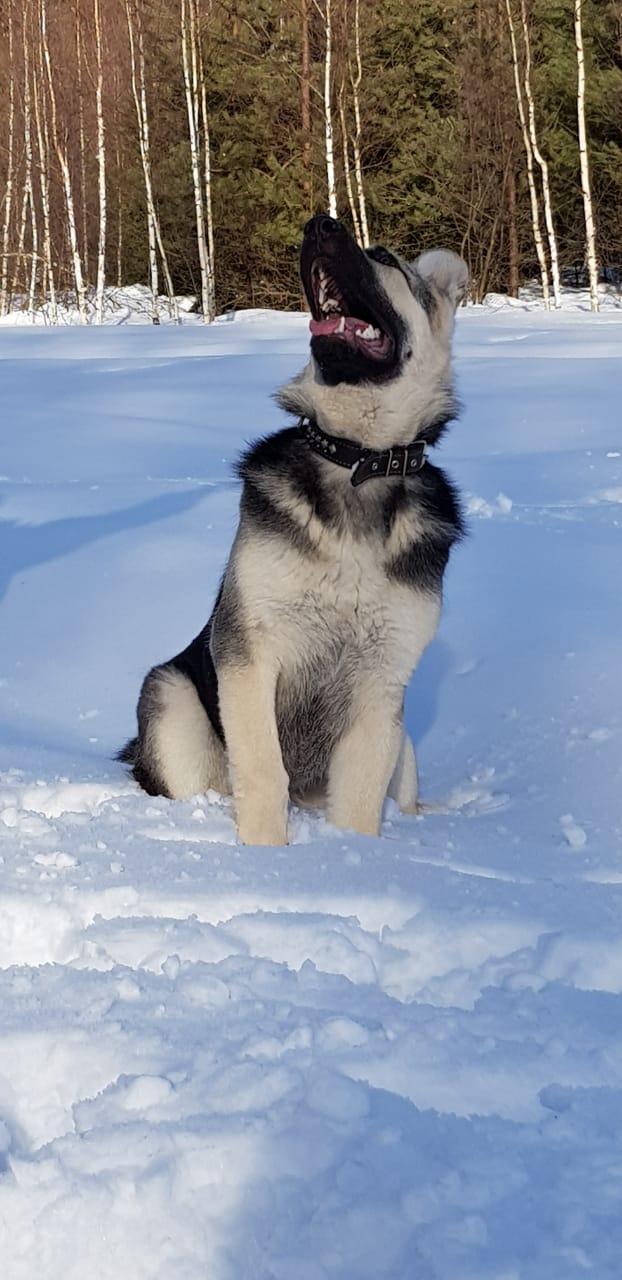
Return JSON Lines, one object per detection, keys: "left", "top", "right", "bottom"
{"left": 119, "top": 217, "right": 467, "bottom": 845}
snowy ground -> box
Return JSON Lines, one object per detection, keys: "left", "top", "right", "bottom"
{"left": 0, "top": 303, "right": 621, "bottom": 1278}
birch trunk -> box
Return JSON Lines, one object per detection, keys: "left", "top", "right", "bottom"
{"left": 349, "top": 0, "right": 369, "bottom": 245}
{"left": 519, "top": 0, "right": 561, "bottom": 308}
{"left": 32, "top": 11, "right": 57, "bottom": 322}
{"left": 27, "top": 190, "right": 39, "bottom": 321}
{"left": 300, "top": 0, "right": 312, "bottom": 212}
{"left": 504, "top": 0, "right": 550, "bottom": 308}
{"left": 126, "top": 0, "right": 179, "bottom": 323}
{"left": 12, "top": 13, "right": 36, "bottom": 312}
{"left": 114, "top": 68, "right": 124, "bottom": 289}
{"left": 116, "top": 136, "right": 124, "bottom": 289}
{"left": 40, "top": 0, "right": 88, "bottom": 322}
{"left": 23, "top": 25, "right": 38, "bottom": 319}
{"left": 93, "top": 0, "right": 107, "bottom": 323}
{"left": 338, "top": 81, "right": 362, "bottom": 243}
{"left": 181, "top": 0, "right": 211, "bottom": 321}
{"left": 75, "top": 4, "right": 89, "bottom": 282}
{"left": 0, "top": 0, "right": 16, "bottom": 316}
{"left": 574, "top": 0, "right": 599, "bottom": 312}
{"left": 314, "top": 0, "right": 338, "bottom": 217}
{"left": 196, "top": 0, "right": 216, "bottom": 317}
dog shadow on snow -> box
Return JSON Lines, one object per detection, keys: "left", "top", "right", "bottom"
{"left": 0, "top": 488, "right": 209, "bottom": 605}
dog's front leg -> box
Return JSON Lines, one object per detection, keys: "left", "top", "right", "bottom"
{"left": 327, "top": 691, "right": 402, "bottom": 836}
{"left": 217, "top": 660, "right": 288, "bottom": 846}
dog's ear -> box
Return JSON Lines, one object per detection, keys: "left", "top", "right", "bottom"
{"left": 414, "top": 249, "right": 469, "bottom": 310}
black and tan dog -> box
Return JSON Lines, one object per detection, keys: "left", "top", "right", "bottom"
{"left": 119, "top": 216, "right": 467, "bottom": 845}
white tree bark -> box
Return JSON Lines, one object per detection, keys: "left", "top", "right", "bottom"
{"left": 574, "top": 0, "right": 599, "bottom": 312}
{"left": 519, "top": 0, "right": 561, "bottom": 308}
{"left": 12, "top": 12, "right": 38, "bottom": 315}
{"left": 75, "top": 3, "right": 89, "bottom": 282}
{"left": 338, "top": 81, "right": 362, "bottom": 244}
{"left": 93, "top": 0, "right": 107, "bottom": 324}
{"left": 314, "top": 0, "right": 338, "bottom": 218}
{"left": 349, "top": 0, "right": 369, "bottom": 245}
{"left": 0, "top": 0, "right": 17, "bottom": 316}
{"left": 114, "top": 66, "right": 124, "bottom": 289}
{"left": 116, "top": 138, "right": 124, "bottom": 289}
{"left": 40, "top": 0, "right": 88, "bottom": 322}
{"left": 181, "top": 0, "right": 212, "bottom": 321}
{"left": 126, "top": 0, "right": 179, "bottom": 324}
{"left": 504, "top": 0, "right": 550, "bottom": 309}
{"left": 22, "top": 27, "right": 38, "bottom": 320}
{"left": 196, "top": 0, "right": 216, "bottom": 316}
{"left": 33, "top": 10, "right": 58, "bottom": 322}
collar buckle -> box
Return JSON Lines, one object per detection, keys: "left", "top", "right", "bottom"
{"left": 303, "top": 418, "right": 427, "bottom": 488}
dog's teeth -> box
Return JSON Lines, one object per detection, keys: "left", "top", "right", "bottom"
{"left": 360, "top": 324, "right": 379, "bottom": 340}
{"left": 337, "top": 316, "right": 345, "bottom": 333}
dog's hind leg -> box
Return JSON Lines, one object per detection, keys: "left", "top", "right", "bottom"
{"left": 388, "top": 729, "right": 419, "bottom": 814}
{"left": 130, "top": 665, "right": 229, "bottom": 799}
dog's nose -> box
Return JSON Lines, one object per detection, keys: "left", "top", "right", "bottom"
{"left": 303, "top": 214, "right": 341, "bottom": 242}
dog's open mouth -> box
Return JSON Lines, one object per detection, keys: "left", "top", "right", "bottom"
{"left": 300, "top": 217, "right": 404, "bottom": 385}
{"left": 308, "top": 261, "right": 392, "bottom": 362}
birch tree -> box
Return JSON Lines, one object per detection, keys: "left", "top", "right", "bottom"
{"left": 180, "top": 0, "right": 215, "bottom": 321}
{"left": 113, "top": 63, "right": 124, "bottom": 290}
{"left": 93, "top": 0, "right": 107, "bottom": 323}
{"left": 197, "top": 19, "right": 216, "bottom": 314}
{"left": 335, "top": 0, "right": 369, "bottom": 247}
{"left": 22, "top": 17, "right": 39, "bottom": 319}
{"left": 314, "top": 0, "right": 338, "bottom": 218}
{"left": 574, "top": 0, "right": 599, "bottom": 311}
{"left": 40, "top": 0, "right": 88, "bottom": 321}
{"left": 0, "top": 0, "right": 17, "bottom": 315}
{"left": 338, "top": 79, "right": 362, "bottom": 243}
{"left": 504, "top": 0, "right": 550, "bottom": 308}
{"left": 75, "top": 3, "right": 89, "bottom": 282}
{"left": 300, "top": 0, "right": 312, "bottom": 212}
{"left": 518, "top": 0, "right": 561, "bottom": 308}
{"left": 126, "top": 0, "right": 179, "bottom": 324}
{"left": 11, "top": 6, "right": 39, "bottom": 315}
{"left": 348, "top": 0, "right": 369, "bottom": 245}
{"left": 32, "top": 5, "right": 57, "bottom": 321}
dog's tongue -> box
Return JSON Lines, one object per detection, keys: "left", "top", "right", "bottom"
{"left": 309, "top": 313, "right": 390, "bottom": 360}
{"left": 310, "top": 315, "right": 375, "bottom": 339}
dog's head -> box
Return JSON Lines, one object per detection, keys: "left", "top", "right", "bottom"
{"left": 278, "top": 216, "right": 468, "bottom": 449}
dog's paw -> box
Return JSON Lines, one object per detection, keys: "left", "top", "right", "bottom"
{"left": 236, "top": 797, "right": 289, "bottom": 847}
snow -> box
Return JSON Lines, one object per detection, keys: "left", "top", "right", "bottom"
{"left": 0, "top": 298, "right": 621, "bottom": 1278}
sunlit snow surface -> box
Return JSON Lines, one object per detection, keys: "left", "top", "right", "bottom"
{"left": 0, "top": 299, "right": 621, "bottom": 1279}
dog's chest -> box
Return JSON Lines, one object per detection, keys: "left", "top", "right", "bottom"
{"left": 239, "top": 528, "right": 439, "bottom": 680}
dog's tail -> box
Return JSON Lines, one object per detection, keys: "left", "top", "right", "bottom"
{"left": 116, "top": 737, "right": 138, "bottom": 765}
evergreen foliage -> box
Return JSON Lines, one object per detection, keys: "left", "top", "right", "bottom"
{"left": 0, "top": 0, "right": 620, "bottom": 310}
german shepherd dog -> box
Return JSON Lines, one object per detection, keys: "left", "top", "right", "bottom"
{"left": 119, "top": 216, "right": 467, "bottom": 845}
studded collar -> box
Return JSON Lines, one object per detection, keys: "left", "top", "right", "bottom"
{"left": 301, "top": 418, "right": 427, "bottom": 487}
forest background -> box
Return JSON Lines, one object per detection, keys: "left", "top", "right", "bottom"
{"left": 0, "top": 0, "right": 620, "bottom": 321}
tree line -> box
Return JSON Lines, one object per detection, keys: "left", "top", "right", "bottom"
{"left": 0, "top": 0, "right": 620, "bottom": 322}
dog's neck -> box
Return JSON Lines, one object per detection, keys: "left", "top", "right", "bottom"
{"left": 277, "top": 364, "right": 457, "bottom": 449}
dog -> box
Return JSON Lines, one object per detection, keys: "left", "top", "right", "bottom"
{"left": 118, "top": 215, "right": 467, "bottom": 845}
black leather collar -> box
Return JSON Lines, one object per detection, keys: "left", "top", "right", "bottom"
{"left": 302, "top": 418, "right": 427, "bottom": 487}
